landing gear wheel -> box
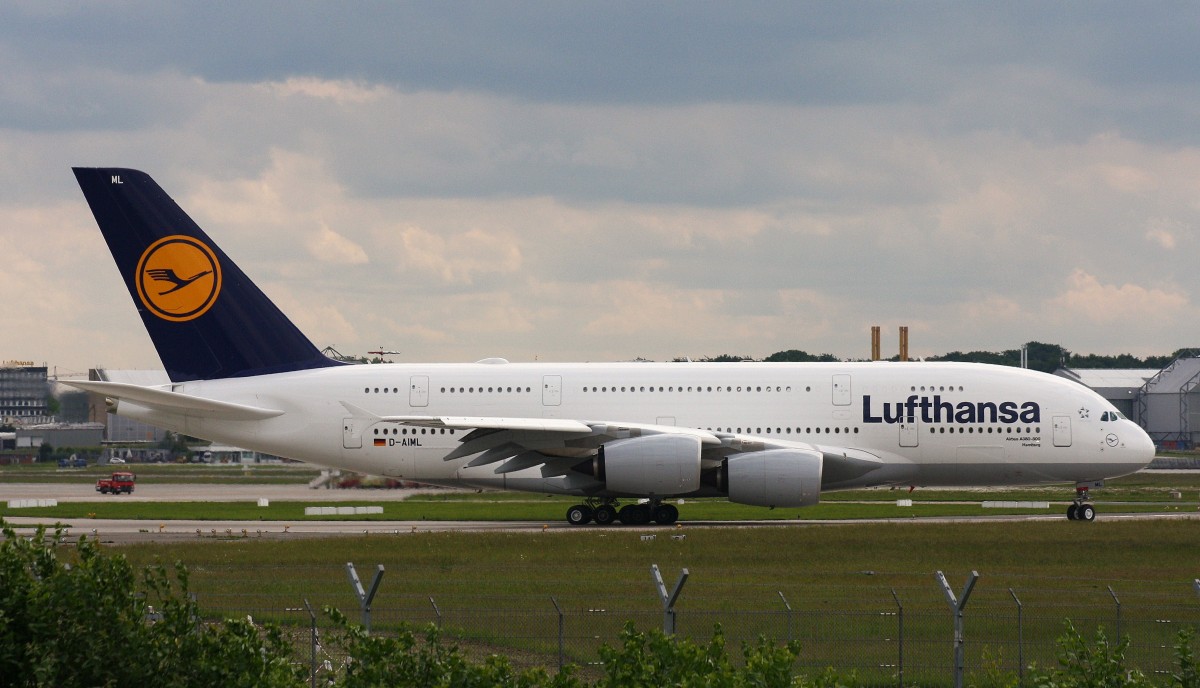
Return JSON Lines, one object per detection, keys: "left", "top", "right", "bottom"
{"left": 593, "top": 504, "right": 617, "bottom": 526}
{"left": 653, "top": 504, "right": 679, "bottom": 525}
{"left": 566, "top": 504, "right": 593, "bottom": 526}
{"left": 1078, "top": 504, "right": 1096, "bottom": 522}
{"left": 1066, "top": 504, "right": 1078, "bottom": 520}
{"left": 618, "top": 504, "right": 651, "bottom": 525}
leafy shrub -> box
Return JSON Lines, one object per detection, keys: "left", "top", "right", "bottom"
{"left": 0, "top": 520, "right": 302, "bottom": 688}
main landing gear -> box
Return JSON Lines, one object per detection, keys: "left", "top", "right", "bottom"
{"left": 1066, "top": 485, "right": 1097, "bottom": 522}
{"left": 566, "top": 498, "right": 680, "bottom": 526}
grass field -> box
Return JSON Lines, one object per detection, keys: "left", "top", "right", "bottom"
{"left": 91, "top": 519, "right": 1200, "bottom": 684}
{"left": 0, "top": 495, "right": 1182, "bottom": 522}
{"left": 6, "top": 463, "right": 1200, "bottom": 683}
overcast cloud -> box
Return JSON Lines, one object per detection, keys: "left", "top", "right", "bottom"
{"left": 1, "top": 2, "right": 1198, "bottom": 376}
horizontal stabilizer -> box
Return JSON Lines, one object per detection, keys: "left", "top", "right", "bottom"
{"left": 64, "top": 380, "right": 283, "bottom": 421}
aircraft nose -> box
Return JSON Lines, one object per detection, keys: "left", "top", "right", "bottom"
{"left": 1129, "top": 424, "right": 1156, "bottom": 467}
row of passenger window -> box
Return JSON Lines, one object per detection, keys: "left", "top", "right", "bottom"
{"left": 698, "top": 425, "right": 1040, "bottom": 438}
{"left": 442, "top": 387, "right": 533, "bottom": 394}
{"left": 373, "top": 427, "right": 457, "bottom": 436}
{"left": 910, "top": 385, "right": 966, "bottom": 392}
{"left": 584, "top": 385, "right": 804, "bottom": 393}
{"left": 931, "top": 426, "right": 1039, "bottom": 435}
{"left": 363, "top": 383, "right": 827, "bottom": 395}
{"left": 364, "top": 386, "right": 534, "bottom": 394}
{"left": 706, "top": 427, "right": 858, "bottom": 435}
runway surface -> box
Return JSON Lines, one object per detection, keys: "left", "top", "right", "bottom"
{"left": 0, "top": 482, "right": 439, "bottom": 503}
{"left": 3, "top": 481, "right": 1198, "bottom": 544}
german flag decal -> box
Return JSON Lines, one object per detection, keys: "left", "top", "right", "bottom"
{"left": 373, "top": 438, "right": 386, "bottom": 447}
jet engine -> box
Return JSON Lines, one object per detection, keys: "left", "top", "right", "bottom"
{"left": 574, "top": 434, "right": 702, "bottom": 495}
{"left": 719, "top": 449, "right": 823, "bottom": 508}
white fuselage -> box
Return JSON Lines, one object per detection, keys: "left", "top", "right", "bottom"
{"left": 112, "top": 360, "right": 1154, "bottom": 498}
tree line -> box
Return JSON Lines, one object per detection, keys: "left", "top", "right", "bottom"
{"left": 688, "top": 343, "right": 1200, "bottom": 375}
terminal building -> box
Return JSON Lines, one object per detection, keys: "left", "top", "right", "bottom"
{"left": 0, "top": 361, "right": 51, "bottom": 425}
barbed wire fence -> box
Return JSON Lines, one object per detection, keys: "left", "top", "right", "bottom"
{"left": 184, "top": 566, "right": 1200, "bottom": 686}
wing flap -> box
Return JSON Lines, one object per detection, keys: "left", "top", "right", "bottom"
{"left": 494, "top": 452, "right": 550, "bottom": 474}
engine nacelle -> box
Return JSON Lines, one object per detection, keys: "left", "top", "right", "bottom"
{"left": 578, "top": 434, "right": 702, "bottom": 496}
{"left": 723, "top": 449, "right": 823, "bottom": 508}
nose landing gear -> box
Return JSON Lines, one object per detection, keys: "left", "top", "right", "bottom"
{"left": 1067, "top": 485, "right": 1096, "bottom": 522}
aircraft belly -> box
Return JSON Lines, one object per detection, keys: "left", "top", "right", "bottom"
{"left": 910, "top": 437, "right": 1146, "bottom": 486}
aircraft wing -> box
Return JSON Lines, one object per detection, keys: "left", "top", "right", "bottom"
{"left": 63, "top": 380, "right": 284, "bottom": 420}
{"left": 341, "top": 401, "right": 883, "bottom": 482}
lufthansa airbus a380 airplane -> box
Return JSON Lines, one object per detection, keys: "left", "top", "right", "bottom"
{"left": 68, "top": 168, "right": 1155, "bottom": 525}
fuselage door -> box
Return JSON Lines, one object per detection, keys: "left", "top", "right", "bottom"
{"left": 410, "top": 375, "right": 429, "bottom": 407}
{"left": 832, "top": 374, "right": 851, "bottom": 406}
{"left": 899, "top": 418, "right": 919, "bottom": 447}
{"left": 1053, "top": 415, "right": 1072, "bottom": 447}
{"left": 343, "top": 418, "right": 363, "bottom": 449}
{"left": 543, "top": 375, "right": 562, "bottom": 406}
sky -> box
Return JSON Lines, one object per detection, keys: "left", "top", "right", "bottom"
{"left": 1, "top": 2, "right": 1198, "bottom": 378}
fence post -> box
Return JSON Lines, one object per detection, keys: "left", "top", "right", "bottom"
{"left": 936, "top": 570, "right": 979, "bottom": 688}
{"left": 891, "top": 588, "right": 903, "bottom": 688}
{"left": 651, "top": 564, "right": 689, "bottom": 636}
{"left": 1107, "top": 585, "right": 1121, "bottom": 639}
{"left": 429, "top": 596, "right": 442, "bottom": 628}
{"left": 285, "top": 599, "right": 318, "bottom": 688}
{"left": 1009, "top": 588, "right": 1023, "bottom": 687}
{"left": 778, "top": 591, "right": 793, "bottom": 644}
{"left": 346, "top": 562, "right": 385, "bottom": 634}
{"left": 552, "top": 596, "right": 564, "bottom": 670}
{"left": 304, "top": 599, "right": 317, "bottom": 688}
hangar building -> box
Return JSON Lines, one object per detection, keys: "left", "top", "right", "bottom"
{"left": 1056, "top": 357, "right": 1200, "bottom": 450}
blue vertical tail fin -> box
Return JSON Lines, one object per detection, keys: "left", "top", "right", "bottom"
{"left": 73, "top": 167, "right": 344, "bottom": 382}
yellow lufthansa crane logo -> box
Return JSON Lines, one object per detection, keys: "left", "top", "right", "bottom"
{"left": 135, "top": 235, "right": 222, "bottom": 322}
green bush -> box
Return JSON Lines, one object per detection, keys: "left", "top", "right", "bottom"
{"left": 326, "top": 609, "right": 579, "bottom": 688}
{"left": 1028, "top": 621, "right": 1163, "bottom": 688}
{"left": 0, "top": 520, "right": 303, "bottom": 688}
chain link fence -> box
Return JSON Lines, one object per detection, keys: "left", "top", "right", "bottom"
{"left": 185, "top": 567, "right": 1200, "bottom": 686}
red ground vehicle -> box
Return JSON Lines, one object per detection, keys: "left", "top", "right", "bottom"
{"left": 96, "top": 471, "right": 136, "bottom": 494}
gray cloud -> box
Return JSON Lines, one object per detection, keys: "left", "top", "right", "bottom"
{"left": 1, "top": 2, "right": 1198, "bottom": 372}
